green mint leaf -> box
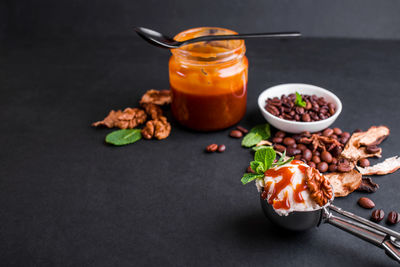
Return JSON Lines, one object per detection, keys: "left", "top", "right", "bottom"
{"left": 250, "top": 161, "right": 265, "bottom": 174}
{"left": 295, "top": 92, "right": 306, "bottom": 107}
{"left": 241, "top": 124, "right": 271, "bottom": 147}
{"left": 241, "top": 132, "right": 262, "bottom": 148}
{"left": 241, "top": 173, "right": 264, "bottom": 185}
{"left": 254, "top": 147, "right": 276, "bottom": 171}
{"left": 105, "top": 129, "right": 142, "bottom": 146}
{"left": 252, "top": 145, "right": 272, "bottom": 151}
{"left": 274, "top": 150, "right": 287, "bottom": 165}
{"left": 272, "top": 155, "right": 294, "bottom": 167}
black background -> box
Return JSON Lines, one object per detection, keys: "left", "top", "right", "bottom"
{"left": 1, "top": 1, "right": 400, "bottom": 266}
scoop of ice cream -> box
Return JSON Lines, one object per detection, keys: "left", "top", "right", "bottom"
{"left": 257, "top": 160, "right": 324, "bottom": 216}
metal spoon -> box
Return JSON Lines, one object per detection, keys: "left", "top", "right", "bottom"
{"left": 260, "top": 196, "right": 400, "bottom": 263}
{"left": 134, "top": 27, "right": 301, "bottom": 49}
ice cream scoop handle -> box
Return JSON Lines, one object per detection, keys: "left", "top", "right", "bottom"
{"left": 323, "top": 207, "right": 400, "bottom": 263}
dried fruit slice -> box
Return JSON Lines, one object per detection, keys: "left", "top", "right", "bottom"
{"left": 341, "top": 131, "right": 383, "bottom": 162}
{"left": 325, "top": 169, "right": 362, "bottom": 197}
{"left": 356, "top": 156, "right": 400, "bottom": 175}
{"left": 356, "top": 126, "right": 389, "bottom": 147}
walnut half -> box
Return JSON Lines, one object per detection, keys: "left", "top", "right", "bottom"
{"left": 141, "top": 116, "right": 171, "bottom": 140}
{"left": 305, "top": 167, "right": 333, "bottom": 206}
{"left": 92, "top": 108, "right": 147, "bottom": 129}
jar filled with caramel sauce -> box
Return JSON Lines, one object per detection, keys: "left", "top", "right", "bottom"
{"left": 169, "top": 27, "right": 248, "bottom": 131}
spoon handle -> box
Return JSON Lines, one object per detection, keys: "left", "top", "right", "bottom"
{"left": 181, "top": 32, "right": 301, "bottom": 46}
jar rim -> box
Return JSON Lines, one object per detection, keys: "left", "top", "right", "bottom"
{"left": 171, "top": 27, "right": 245, "bottom": 63}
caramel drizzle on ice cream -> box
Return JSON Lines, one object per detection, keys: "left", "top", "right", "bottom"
{"left": 261, "top": 160, "right": 309, "bottom": 210}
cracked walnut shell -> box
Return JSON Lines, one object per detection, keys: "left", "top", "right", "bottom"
{"left": 305, "top": 167, "right": 333, "bottom": 206}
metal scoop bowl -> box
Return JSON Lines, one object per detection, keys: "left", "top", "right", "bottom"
{"left": 260, "top": 196, "right": 400, "bottom": 263}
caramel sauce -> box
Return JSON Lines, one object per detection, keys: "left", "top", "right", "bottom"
{"left": 263, "top": 162, "right": 310, "bottom": 210}
{"left": 273, "top": 191, "right": 290, "bottom": 210}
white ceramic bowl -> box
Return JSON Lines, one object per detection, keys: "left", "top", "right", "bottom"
{"left": 258, "top": 83, "right": 342, "bottom": 133}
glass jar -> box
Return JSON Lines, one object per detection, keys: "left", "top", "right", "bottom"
{"left": 169, "top": 27, "right": 248, "bottom": 131}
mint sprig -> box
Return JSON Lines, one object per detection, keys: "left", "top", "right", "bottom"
{"left": 241, "top": 124, "right": 271, "bottom": 148}
{"left": 241, "top": 147, "right": 294, "bottom": 185}
{"left": 105, "top": 129, "right": 142, "bottom": 146}
{"left": 295, "top": 92, "right": 306, "bottom": 107}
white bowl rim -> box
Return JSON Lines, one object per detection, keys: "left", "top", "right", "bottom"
{"left": 257, "top": 83, "right": 342, "bottom": 125}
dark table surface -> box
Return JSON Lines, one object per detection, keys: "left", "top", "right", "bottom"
{"left": 1, "top": 37, "right": 400, "bottom": 266}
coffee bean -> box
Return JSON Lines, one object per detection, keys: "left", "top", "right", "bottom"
{"left": 331, "top": 146, "right": 342, "bottom": 157}
{"left": 297, "top": 144, "right": 307, "bottom": 151}
{"left": 287, "top": 147, "right": 301, "bottom": 156}
{"left": 274, "top": 144, "right": 286, "bottom": 153}
{"left": 341, "top": 132, "right": 351, "bottom": 139}
{"left": 371, "top": 209, "right": 385, "bottom": 222}
{"left": 337, "top": 162, "right": 353, "bottom": 172}
{"left": 217, "top": 144, "right": 226, "bottom": 153}
{"left": 366, "top": 145, "right": 380, "bottom": 154}
{"left": 308, "top": 162, "right": 316, "bottom": 168}
{"left": 387, "top": 211, "right": 400, "bottom": 225}
{"left": 206, "top": 144, "right": 218, "bottom": 152}
{"left": 288, "top": 143, "right": 297, "bottom": 149}
{"left": 283, "top": 137, "right": 295, "bottom": 146}
{"left": 333, "top": 127, "right": 342, "bottom": 135}
{"left": 331, "top": 157, "right": 337, "bottom": 165}
{"left": 321, "top": 151, "right": 333, "bottom": 163}
{"left": 275, "top": 131, "right": 286, "bottom": 138}
{"left": 246, "top": 165, "right": 255, "bottom": 174}
{"left": 358, "top": 197, "right": 375, "bottom": 209}
{"left": 322, "top": 128, "right": 334, "bottom": 137}
{"left": 236, "top": 126, "right": 248, "bottom": 134}
{"left": 300, "top": 113, "right": 310, "bottom": 122}
{"left": 295, "top": 107, "right": 304, "bottom": 114}
{"left": 313, "top": 150, "right": 321, "bottom": 157}
{"left": 317, "top": 162, "right": 328, "bottom": 173}
{"left": 328, "top": 164, "right": 337, "bottom": 172}
{"left": 302, "top": 149, "right": 312, "bottom": 161}
{"left": 312, "top": 155, "right": 321, "bottom": 164}
{"left": 229, "top": 130, "right": 243, "bottom": 138}
{"left": 300, "top": 131, "right": 311, "bottom": 137}
{"left": 272, "top": 137, "right": 283, "bottom": 143}
{"left": 358, "top": 158, "right": 370, "bottom": 167}
{"left": 294, "top": 155, "right": 302, "bottom": 160}
{"left": 339, "top": 136, "right": 350, "bottom": 145}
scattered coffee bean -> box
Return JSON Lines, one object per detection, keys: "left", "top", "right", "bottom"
{"left": 272, "top": 137, "right": 283, "bottom": 143}
{"left": 302, "top": 149, "right": 312, "bottom": 161}
{"left": 287, "top": 147, "right": 301, "bottom": 156}
{"left": 337, "top": 162, "right": 353, "bottom": 172}
{"left": 312, "top": 155, "right": 321, "bottom": 164}
{"left": 236, "top": 126, "right": 248, "bottom": 134}
{"left": 283, "top": 137, "right": 296, "bottom": 146}
{"left": 333, "top": 127, "right": 342, "bottom": 135}
{"left": 206, "top": 144, "right": 218, "bottom": 152}
{"left": 317, "top": 162, "right": 328, "bottom": 173}
{"left": 274, "top": 144, "right": 286, "bottom": 153}
{"left": 371, "top": 209, "right": 385, "bottom": 222}
{"left": 328, "top": 164, "right": 337, "bottom": 172}
{"left": 366, "top": 145, "right": 380, "bottom": 154}
{"left": 356, "top": 177, "right": 379, "bottom": 193}
{"left": 297, "top": 144, "right": 307, "bottom": 151}
{"left": 358, "top": 197, "right": 375, "bottom": 209}
{"left": 275, "top": 131, "right": 286, "bottom": 138}
{"left": 358, "top": 158, "right": 370, "bottom": 167}
{"left": 308, "top": 162, "right": 316, "bottom": 168}
{"left": 321, "top": 151, "right": 333, "bottom": 163}
{"left": 322, "top": 128, "right": 333, "bottom": 137}
{"left": 217, "top": 144, "right": 226, "bottom": 153}
{"left": 387, "top": 211, "right": 400, "bottom": 225}
{"left": 229, "top": 130, "right": 243, "bottom": 138}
